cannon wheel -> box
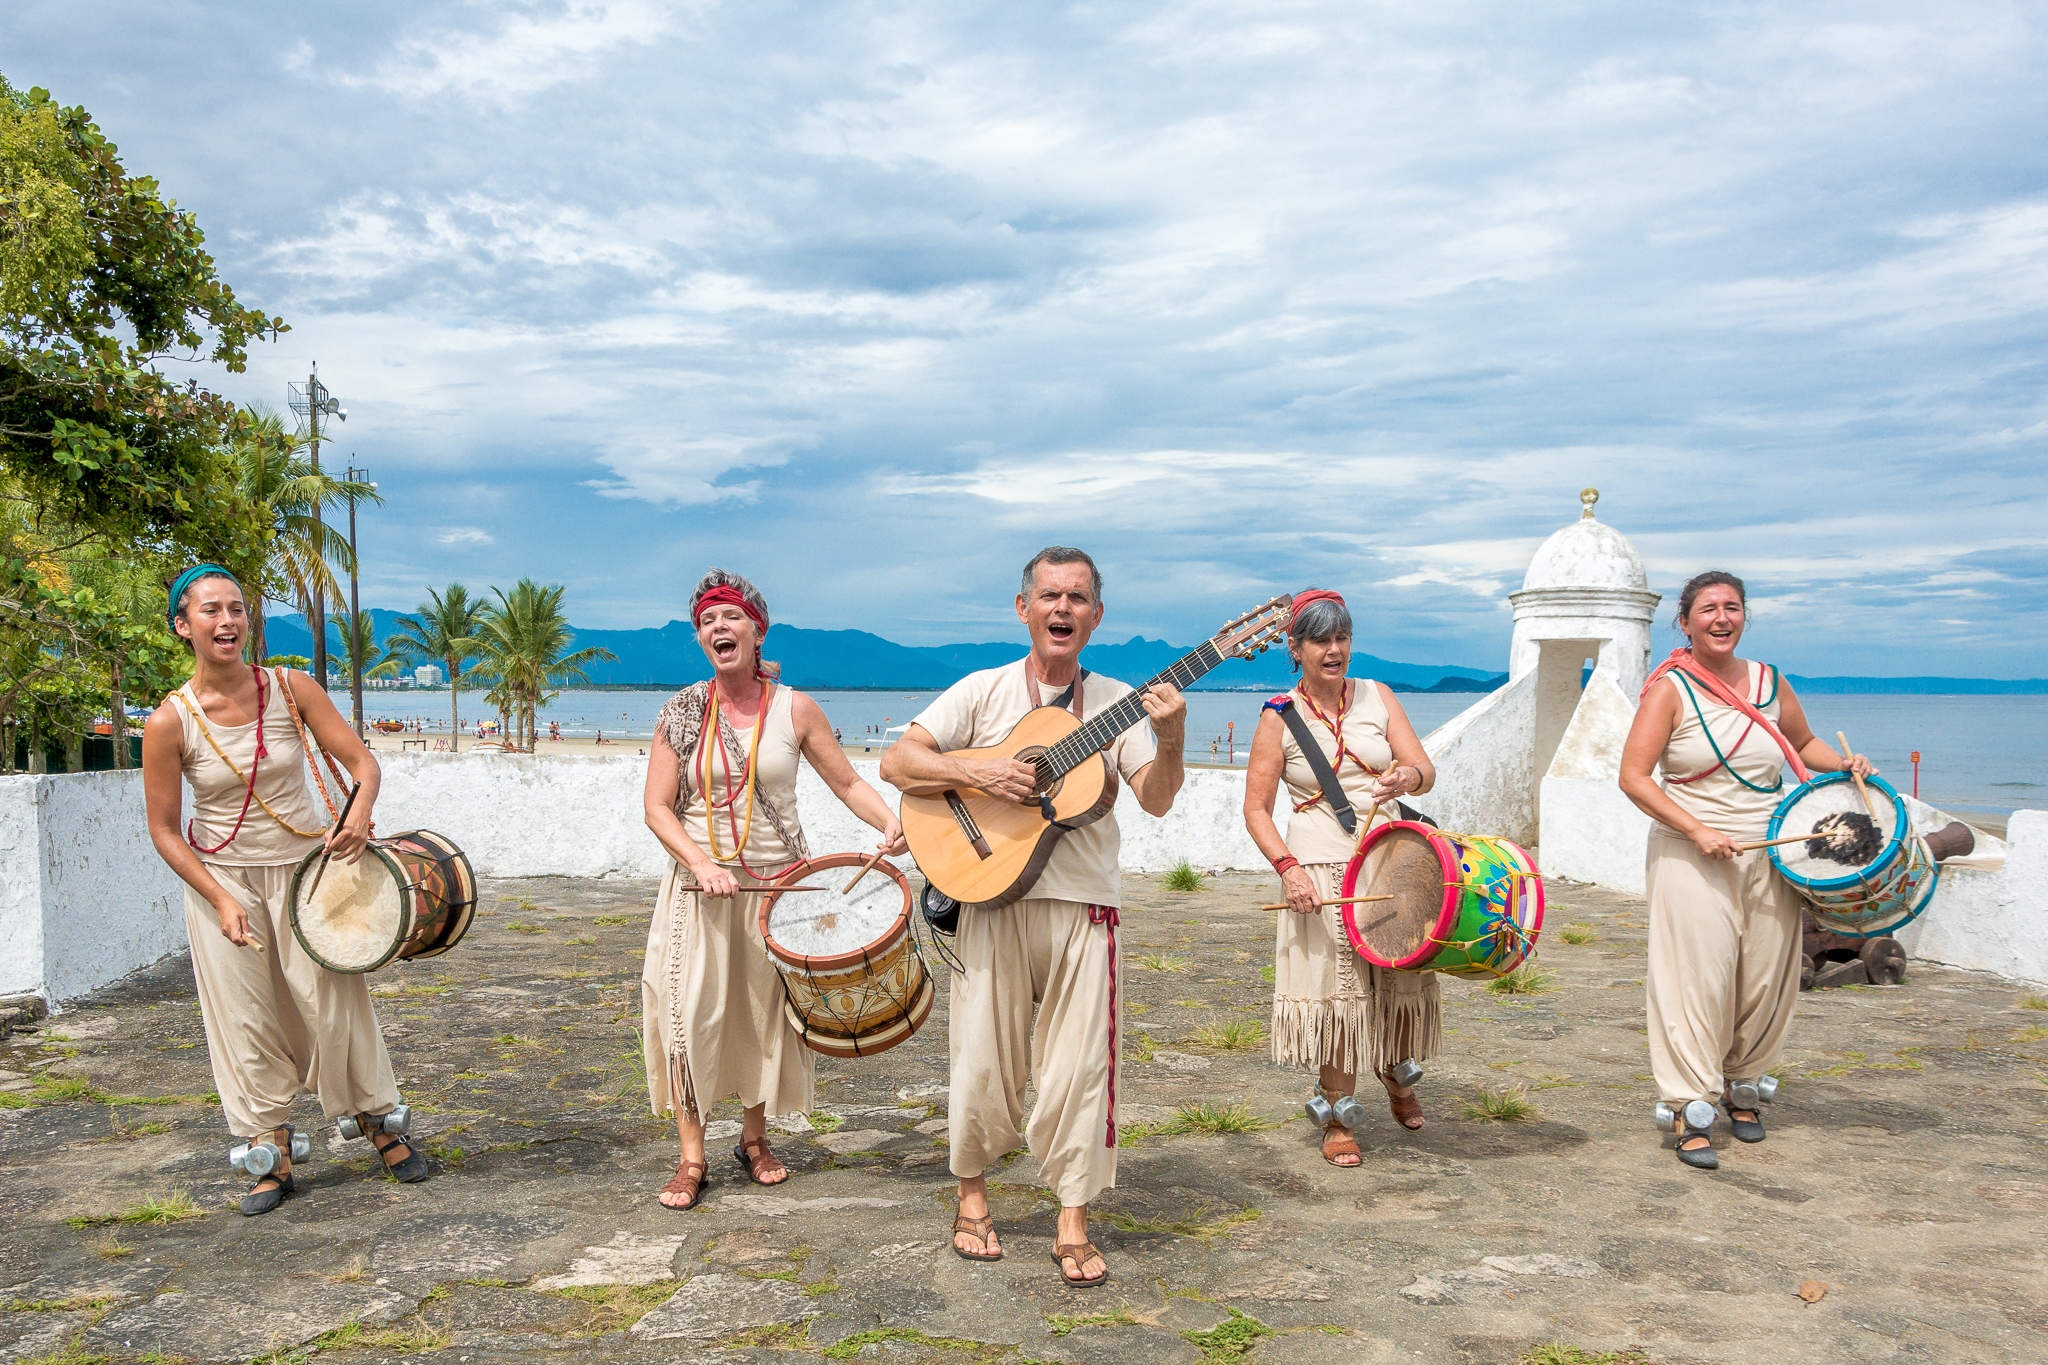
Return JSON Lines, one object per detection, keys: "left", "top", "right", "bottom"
{"left": 1860, "top": 936, "right": 1907, "bottom": 986}
{"left": 1799, "top": 952, "right": 1816, "bottom": 991}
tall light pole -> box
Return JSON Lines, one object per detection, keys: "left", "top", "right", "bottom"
{"left": 346, "top": 462, "right": 373, "bottom": 738}
{"left": 289, "top": 365, "right": 345, "bottom": 687}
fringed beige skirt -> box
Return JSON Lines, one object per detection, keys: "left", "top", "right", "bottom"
{"left": 640, "top": 860, "right": 814, "bottom": 1121}
{"left": 1271, "top": 861, "right": 1440, "bottom": 1076}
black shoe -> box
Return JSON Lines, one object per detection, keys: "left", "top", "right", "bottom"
{"left": 371, "top": 1133, "right": 432, "bottom": 1183}
{"left": 239, "top": 1171, "right": 296, "bottom": 1216}
{"left": 1725, "top": 1105, "right": 1766, "bottom": 1143}
{"left": 1675, "top": 1126, "right": 1718, "bottom": 1170}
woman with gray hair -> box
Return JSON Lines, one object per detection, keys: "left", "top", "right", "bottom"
{"left": 640, "top": 569, "right": 906, "bottom": 1209}
{"left": 1242, "top": 589, "right": 1437, "bottom": 1167}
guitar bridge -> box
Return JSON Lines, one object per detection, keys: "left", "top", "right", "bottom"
{"left": 944, "top": 791, "right": 993, "bottom": 860}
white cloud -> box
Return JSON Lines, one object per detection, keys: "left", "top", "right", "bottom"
{"left": 438, "top": 527, "right": 495, "bottom": 545}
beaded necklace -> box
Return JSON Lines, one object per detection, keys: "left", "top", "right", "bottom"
{"left": 699, "top": 679, "right": 771, "bottom": 866}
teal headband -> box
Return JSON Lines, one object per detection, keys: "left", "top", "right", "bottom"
{"left": 167, "top": 564, "right": 239, "bottom": 630}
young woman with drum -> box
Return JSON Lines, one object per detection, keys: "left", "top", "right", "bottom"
{"left": 641, "top": 569, "right": 906, "bottom": 1210}
{"left": 1619, "top": 571, "right": 1875, "bottom": 1170}
{"left": 141, "top": 567, "right": 427, "bottom": 1216}
{"left": 1242, "top": 590, "right": 1437, "bottom": 1168}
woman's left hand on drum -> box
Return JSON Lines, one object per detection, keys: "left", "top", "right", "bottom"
{"left": 324, "top": 812, "right": 373, "bottom": 864}
{"left": 877, "top": 819, "right": 908, "bottom": 857}
{"left": 1370, "top": 764, "right": 1416, "bottom": 805}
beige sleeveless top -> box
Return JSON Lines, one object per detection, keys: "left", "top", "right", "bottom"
{"left": 168, "top": 667, "right": 327, "bottom": 867}
{"left": 1658, "top": 660, "right": 1788, "bottom": 839}
{"left": 1277, "top": 680, "right": 1394, "bottom": 865}
{"left": 677, "top": 683, "right": 806, "bottom": 871}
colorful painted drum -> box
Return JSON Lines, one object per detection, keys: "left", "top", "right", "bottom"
{"left": 288, "top": 830, "right": 478, "bottom": 973}
{"left": 1766, "top": 773, "right": 1937, "bottom": 939}
{"left": 1339, "top": 821, "right": 1545, "bottom": 979}
{"left": 759, "top": 853, "right": 934, "bottom": 1059}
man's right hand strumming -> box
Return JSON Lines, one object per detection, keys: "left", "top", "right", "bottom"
{"left": 965, "top": 757, "right": 1040, "bottom": 803}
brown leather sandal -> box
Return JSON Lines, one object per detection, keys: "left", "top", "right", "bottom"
{"left": 1050, "top": 1241, "right": 1108, "bottom": 1287}
{"left": 1321, "top": 1122, "right": 1362, "bottom": 1167}
{"left": 734, "top": 1135, "right": 787, "bottom": 1185}
{"left": 952, "top": 1212, "right": 1002, "bottom": 1261}
{"left": 1382, "top": 1078, "right": 1425, "bottom": 1131}
{"left": 660, "top": 1159, "right": 708, "bottom": 1210}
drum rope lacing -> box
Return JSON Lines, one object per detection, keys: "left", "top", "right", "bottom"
{"left": 173, "top": 666, "right": 332, "bottom": 848}
{"left": 768, "top": 860, "right": 932, "bottom": 1059}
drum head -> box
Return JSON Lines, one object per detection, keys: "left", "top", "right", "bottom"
{"left": 1768, "top": 774, "right": 1907, "bottom": 887}
{"left": 760, "top": 853, "right": 913, "bottom": 969}
{"left": 290, "top": 844, "right": 409, "bottom": 973}
{"left": 1342, "top": 824, "right": 1448, "bottom": 969}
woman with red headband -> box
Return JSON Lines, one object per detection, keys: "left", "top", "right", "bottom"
{"left": 640, "top": 568, "right": 906, "bottom": 1208}
{"left": 1242, "top": 589, "right": 1437, "bottom": 1168}
{"left": 1619, "top": 571, "right": 1873, "bottom": 1170}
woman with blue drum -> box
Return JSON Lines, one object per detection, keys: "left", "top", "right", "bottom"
{"left": 1618, "top": 571, "right": 1875, "bottom": 1171}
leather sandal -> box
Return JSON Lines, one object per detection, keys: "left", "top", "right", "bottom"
{"left": 1675, "top": 1124, "right": 1718, "bottom": 1170}
{"left": 1724, "top": 1105, "right": 1766, "bottom": 1144}
{"left": 952, "top": 1212, "right": 1002, "bottom": 1262}
{"left": 735, "top": 1135, "right": 787, "bottom": 1185}
{"left": 1381, "top": 1073, "right": 1425, "bottom": 1131}
{"left": 1321, "top": 1122, "right": 1362, "bottom": 1168}
{"left": 1050, "top": 1241, "right": 1108, "bottom": 1287}
{"left": 365, "top": 1121, "right": 431, "bottom": 1183}
{"left": 660, "top": 1159, "right": 707, "bottom": 1210}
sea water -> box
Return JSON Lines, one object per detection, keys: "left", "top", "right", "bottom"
{"left": 347, "top": 688, "right": 2046, "bottom": 817}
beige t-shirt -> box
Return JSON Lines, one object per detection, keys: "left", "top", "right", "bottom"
{"left": 911, "top": 661, "right": 1159, "bottom": 907}
{"left": 1276, "top": 681, "right": 1393, "bottom": 865}
{"left": 1658, "top": 660, "right": 1789, "bottom": 839}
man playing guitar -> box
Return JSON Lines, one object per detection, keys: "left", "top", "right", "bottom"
{"left": 881, "top": 546, "right": 1186, "bottom": 1287}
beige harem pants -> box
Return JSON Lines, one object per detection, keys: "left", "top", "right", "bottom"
{"left": 948, "top": 897, "right": 1119, "bottom": 1208}
{"left": 184, "top": 863, "right": 400, "bottom": 1138}
{"left": 1271, "top": 862, "right": 1440, "bottom": 1077}
{"left": 1645, "top": 827, "right": 1805, "bottom": 1107}
{"left": 641, "top": 860, "right": 814, "bottom": 1121}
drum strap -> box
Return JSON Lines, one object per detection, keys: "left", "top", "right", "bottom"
{"left": 1086, "top": 902, "right": 1120, "bottom": 1149}
{"left": 1265, "top": 697, "right": 1437, "bottom": 832}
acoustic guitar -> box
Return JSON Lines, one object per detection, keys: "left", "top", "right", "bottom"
{"left": 901, "top": 597, "right": 1292, "bottom": 910}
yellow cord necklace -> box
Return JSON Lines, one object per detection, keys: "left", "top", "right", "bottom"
{"left": 700, "top": 680, "right": 770, "bottom": 863}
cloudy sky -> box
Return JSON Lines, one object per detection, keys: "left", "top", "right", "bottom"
{"left": 7, "top": 1, "right": 2045, "bottom": 674}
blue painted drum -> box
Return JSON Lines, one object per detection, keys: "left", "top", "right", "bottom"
{"left": 1765, "top": 773, "right": 1939, "bottom": 939}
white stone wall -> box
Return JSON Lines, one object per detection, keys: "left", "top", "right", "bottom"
{"left": 370, "top": 751, "right": 1288, "bottom": 881}
{"left": 1413, "top": 671, "right": 1538, "bottom": 846}
{"left": 1537, "top": 668, "right": 1654, "bottom": 894}
{"left": 1897, "top": 811, "right": 2043, "bottom": 987}
{"left": 0, "top": 773, "right": 188, "bottom": 1005}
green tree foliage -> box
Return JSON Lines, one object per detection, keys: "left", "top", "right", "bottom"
{"left": 227, "top": 405, "right": 374, "bottom": 662}
{"left": 384, "top": 585, "right": 487, "bottom": 751}
{"left": 473, "top": 579, "right": 614, "bottom": 751}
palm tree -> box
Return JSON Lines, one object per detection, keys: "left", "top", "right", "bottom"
{"left": 472, "top": 578, "right": 615, "bottom": 752}
{"left": 384, "top": 585, "right": 486, "bottom": 752}
{"left": 333, "top": 611, "right": 406, "bottom": 682}
{"left": 227, "top": 406, "right": 377, "bottom": 663}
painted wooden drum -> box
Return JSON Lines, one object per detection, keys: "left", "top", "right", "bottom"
{"left": 1339, "top": 821, "right": 1545, "bottom": 979}
{"left": 288, "top": 830, "right": 478, "bottom": 973}
{"left": 759, "top": 853, "right": 934, "bottom": 1059}
{"left": 1766, "top": 773, "right": 1938, "bottom": 939}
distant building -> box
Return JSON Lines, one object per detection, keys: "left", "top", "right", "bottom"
{"left": 415, "top": 664, "right": 445, "bottom": 686}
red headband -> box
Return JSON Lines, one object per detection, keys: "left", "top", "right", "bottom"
{"left": 1291, "top": 589, "right": 1346, "bottom": 623}
{"left": 693, "top": 585, "right": 767, "bottom": 636}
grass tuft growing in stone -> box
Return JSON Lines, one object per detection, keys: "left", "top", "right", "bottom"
{"left": 505, "top": 922, "right": 547, "bottom": 935}
{"left": 1098, "top": 1203, "right": 1261, "bottom": 1239}
{"left": 0, "top": 1094, "right": 28, "bottom": 1110}
{"left": 593, "top": 915, "right": 635, "bottom": 927}
{"left": 1164, "top": 1100, "right": 1279, "bottom": 1134}
{"left": 1181, "top": 1307, "right": 1274, "bottom": 1361}
{"left": 13, "top": 1340, "right": 113, "bottom": 1365}
{"left": 820, "top": 1328, "right": 996, "bottom": 1360}
{"left": 2022, "top": 995, "right": 2048, "bottom": 1010}
{"left": 67, "top": 1186, "right": 207, "bottom": 1228}
{"left": 1162, "top": 860, "right": 1207, "bottom": 893}
{"left": 1136, "top": 951, "right": 1193, "bottom": 971}
{"left": 1194, "top": 1018, "right": 1266, "bottom": 1051}
{"left": 1517, "top": 1345, "right": 1656, "bottom": 1365}
{"left": 1486, "top": 964, "right": 1557, "bottom": 996}
{"left": 1046, "top": 1308, "right": 1142, "bottom": 1336}
{"left": 1461, "top": 1086, "right": 1540, "bottom": 1122}
{"left": 543, "top": 1281, "right": 674, "bottom": 1333}
{"left": 1558, "top": 924, "right": 1597, "bottom": 945}
{"left": 32, "top": 1075, "right": 107, "bottom": 1103}
{"left": 90, "top": 1239, "right": 134, "bottom": 1261}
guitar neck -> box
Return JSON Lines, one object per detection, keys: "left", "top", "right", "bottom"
{"left": 1040, "top": 641, "right": 1225, "bottom": 778}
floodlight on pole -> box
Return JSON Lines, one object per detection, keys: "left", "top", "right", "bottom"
{"left": 288, "top": 364, "right": 346, "bottom": 688}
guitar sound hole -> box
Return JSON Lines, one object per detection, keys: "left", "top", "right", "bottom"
{"left": 1013, "top": 746, "right": 1064, "bottom": 804}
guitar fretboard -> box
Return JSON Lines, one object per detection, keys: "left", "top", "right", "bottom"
{"left": 1039, "top": 640, "right": 1226, "bottom": 778}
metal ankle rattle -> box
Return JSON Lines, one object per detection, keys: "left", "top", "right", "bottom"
{"left": 337, "top": 1104, "right": 412, "bottom": 1141}
{"left": 1725, "top": 1076, "right": 1778, "bottom": 1109}
{"left": 1305, "top": 1091, "right": 1367, "bottom": 1128}
{"left": 229, "top": 1126, "right": 310, "bottom": 1176}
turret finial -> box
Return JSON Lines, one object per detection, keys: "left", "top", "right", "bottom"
{"left": 1580, "top": 487, "right": 1599, "bottom": 520}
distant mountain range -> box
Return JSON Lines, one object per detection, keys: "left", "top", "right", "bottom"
{"left": 261, "top": 612, "right": 1501, "bottom": 691}
{"left": 262, "top": 612, "right": 2048, "bottom": 695}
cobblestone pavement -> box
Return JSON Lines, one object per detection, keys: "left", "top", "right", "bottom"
{"left": 4, "top": 872, "right": 2046, "bottom": 1365}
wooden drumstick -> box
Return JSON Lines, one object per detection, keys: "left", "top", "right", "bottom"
{"left": 676, "top": 884, "right": 828, "bottom": 894}
{"left": 242, "top": 935, "right": 266, "bottom": 951}
{"left": 1259, "top": 894, "right": 1394, "bottom": 911}
{"left": 1836, "top": 731, "right": 1877, "bottom": 818}
{"left": 840, "top": 849, "right": 888, "bottom": 895}
{"left": 303, "top": 782, "right": 363, "bottom": 904}
{"left": 1737, "top": 833, "right": 1824, "bottom": 852}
